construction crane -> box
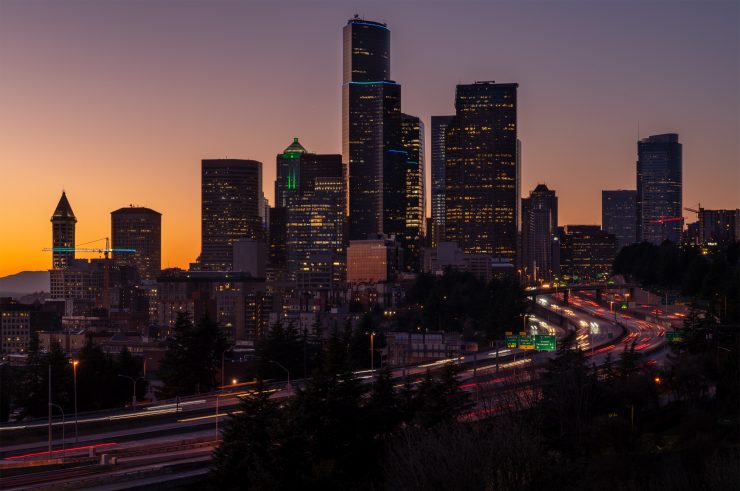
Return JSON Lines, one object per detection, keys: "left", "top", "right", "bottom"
{"left": 42, "top": 237, "right": 135, "bottom": 259}
{"left": 43, "top": 238, "right": 135, "bottom": 311}
{"left": 649, "top": 217, "right": 686, "bottom": 224}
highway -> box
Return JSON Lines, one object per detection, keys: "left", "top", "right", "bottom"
{"left": 0, "top": 291, "right": 671, "bottom": 488}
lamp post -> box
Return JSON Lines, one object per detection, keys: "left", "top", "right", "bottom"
{"left": 49, "top": 403, "right": 65, "bottom": 458}
{"left": 48, "top": 363, "right": 52, "bottom": 458}
{"left": 368, "top": 331, "right": 376, "bottom": 373}
{"left": 215, "top": 349, "right": 229, "bottom": 442}
{"left": 117, "top": 374, "right": 144, "bottom": 408}
{"left": 269, "top": 360, "right": 290, "bottom": 389}
{"left": 71, "top": 360, "right": 79, "bottom": 444}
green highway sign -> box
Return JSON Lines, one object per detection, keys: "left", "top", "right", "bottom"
{"left": 505, "top": 335, "right": 518, "bottom": 349}
{"left": 518, "top": 335, "right": 535, "bottom": 350}
{"left": 535, "top": 335, "right": 557, "bottom": 351}
{"left": 666, "top": 331, "right": 684, "bottom": 343}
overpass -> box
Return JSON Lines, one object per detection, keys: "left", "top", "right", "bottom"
{"left": 525, "top": 283, "right": 636, "bottom": 304}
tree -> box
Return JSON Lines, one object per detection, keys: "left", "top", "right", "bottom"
{"left": 158, "top": 312, "right": 229, "bottom": 397}
{"left": 210, "top": 380, "right": 281, "bottom": 490}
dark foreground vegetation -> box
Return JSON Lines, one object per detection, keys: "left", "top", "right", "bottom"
{"left": 210, "top": 242, "right": 739, "bottom": 490}
{"left": 210, "top": 322, "right": 738, "bottom": 490}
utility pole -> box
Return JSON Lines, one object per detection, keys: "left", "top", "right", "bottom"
{"left": 48, "top": 363, "right": 52, "bottom": 458}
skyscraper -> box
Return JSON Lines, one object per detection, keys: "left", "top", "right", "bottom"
{"left": 342, "top": 16, "right": 404, "bottom": 240}
{"left": 521, "top": 184, "right": 558, "bottom": 282}
{"left": 286, "top": 177, "right": 346, "bottom": 290}
{"left": 201, "top": 159, "right": 263, "bottom": 271}
{"left": 430, "top": 115, "right": 454, "bottom": 247}
{"left": 602, "top": 190, "right": 637, "bottom": 250}
{"left": 636, "top": 134, "right": 683, "bottom": 244}
{"left": 111, "top": 206, "right": 162, "bottom": 280}
{"left": 275, "top": 138, "right": 307, "bottom": 208}
{"left": 400, "top": 113, "right": 424, "bottom": 271}
{"left": 51, "top": 191, "right": 76, "bottom": 269}
{"left": 445, "top": 82, "right": 519, "bottom": 261}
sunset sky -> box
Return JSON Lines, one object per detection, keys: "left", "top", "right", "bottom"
{"left": 0, "top": 0, "right": 737, "bottom": 277}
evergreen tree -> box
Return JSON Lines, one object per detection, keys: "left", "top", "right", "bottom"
{"left": 158, "top": 312, "right": 229, "bottom": 397}
{"left": 210, "top": 380, "right": 281, "bottom": 490}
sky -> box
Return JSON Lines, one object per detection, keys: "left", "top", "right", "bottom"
{"left": 0, "top": 0, "right": 738, "bottom": 277}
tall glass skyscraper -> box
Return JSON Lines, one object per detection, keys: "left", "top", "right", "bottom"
{"left": 602, "top": 190, "right": 637, "bottom": 250}
{"left": 636, "top": 134, "right": 682, "bottom": 244}
{"left": 430, "top": 115, "right": 454, "bottom": 247}
{"left": 201, "top": 159, "right": 263, "bottom": 271}
{"left": 342, "top": 17, "right": 404, "bottom": 241}
{"left": 521, "top": 184, "right": 558, "bottom": 281}
{"left": 445, "top": 82, "right": 519, "bottom": 261}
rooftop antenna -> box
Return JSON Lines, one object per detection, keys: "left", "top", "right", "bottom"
{"left": 637, "top": 120, "right": 640, "bottom": 141}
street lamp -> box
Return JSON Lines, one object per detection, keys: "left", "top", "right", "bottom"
{"left": 49, "top": 403, "right": 65, "bottom": 457}
{"left": 71, "top": 360, "right": 79, "bottom": 443}
{"left": 215, "top": 348, "right": 230, "bottom": 442}
{"left": 367, "top": 331, "right": 376, "bottom": 373}
{"left": 117, "top": 374, "right": 145, "bottom": 408}
{"left": 269, "top": 360, "right": 291, "bottom": 389}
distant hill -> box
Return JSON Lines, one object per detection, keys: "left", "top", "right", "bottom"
{"left": 0, "top": 271, "right": 50, "bottom": 298}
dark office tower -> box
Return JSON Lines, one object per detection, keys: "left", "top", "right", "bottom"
{"left": 111, "top": 206, "right": 162, "bottom": 280}
{"left": 400, "top": 113, "right": 424, "bottom": 271}
{"left": 430, "top": 115, "right": 454, "bottom": 247}
{"left": 51, "top": 191, "right": 76, "bottom": 269}
{"left": 602, "top": 190, "right": 637, "bottom": 250}
{"left": 299, "top": 153, "right": 344, "bottom": 194}
{"left": 268, "top": 206, "right": 288, "bottom": 277}
{"left": 521, "top": 185, "right": 559, "bottom": 281}
{"left": 275, "top": 138, "right": 307, "bottom": 208}
{"left": 445, "top": 82, "right": 519, "bottom": 261}
{"left": 342, "top": 17, "right": 404, "bottom": 240}
{"left": 201, "top": 159, "right": 263, "bottom": 271}
{"left": 286, "top": 177, "right": 346, "bottom": 290}
{"left": 637, "top": 133, "right": 682, "bottom": 244}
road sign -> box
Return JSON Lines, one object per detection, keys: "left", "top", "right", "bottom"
{"left": 535, "top": 335, "right": 556, "bottom": 351}
{"left": 666, "top": 331, "right": 684, "bottom": 343}
{"left": 505, "top": 335, "right": 518, "bottom": 349}
{"left": 518, "top": 335, "right": 535, "bottom": 350}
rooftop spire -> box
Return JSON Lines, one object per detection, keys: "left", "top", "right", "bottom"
{"left": 51, "top": 191, "right": 76, "bottom": 221}
{"left": 282, "top": 137, "right": 307, "bottom": 157}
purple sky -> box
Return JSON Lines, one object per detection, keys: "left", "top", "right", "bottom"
{"left": 0, "top": 0, "right": 737, "bottom": 274}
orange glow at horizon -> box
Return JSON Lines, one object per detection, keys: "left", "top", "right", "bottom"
{"left": 1, "top": 2, "right": 737, "bottom": 278}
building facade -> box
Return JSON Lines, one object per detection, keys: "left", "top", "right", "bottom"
{"left": 636, "top": 134, "right": 683, "bottom": 244}
{"left": 444, "top": 82, "right": 519, "bottom": 262}
{"left": 698, "top": 208, "right": 739, "bottom": 246}
{"left": 400, "top": 113, "right": 424, "bottom": 271}
{"left": 201, "top": 159, "right": 263, "bottom": 271}
{"left": 111, "top": 206, "right": 162, "bottom": 280}
{"left": 430, "top": 115, "right": 454, "bottom": 247}
{"left": 521, "top": 184, "right": 559, "bottom": 282}
{"left": 602, "top": 190, "right": 637, "bottom": 251}
{"left": 286, "top": 177, "right": 346, "bottom": 291}
{"left": 558, "top": 225, "right": 617, "bottom": 281}
{"left": 346, "top": 235, "right": 401, "bottom": 284}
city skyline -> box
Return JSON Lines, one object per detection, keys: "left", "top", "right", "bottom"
{"left": 1, "top": 1, "right": 738, "bottom": 276}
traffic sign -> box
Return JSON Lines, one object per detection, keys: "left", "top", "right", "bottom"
{"left": 505, "top": 335, "right": 518, "bottom": 349}
{"left": 666, "top": 331, "right": 684, "bottom": 343}
{"left": 518, "top": 335, "right": 535, "bottom": 350}
{"left": 535, "top": 335, "right": 556, "bottom": 351}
